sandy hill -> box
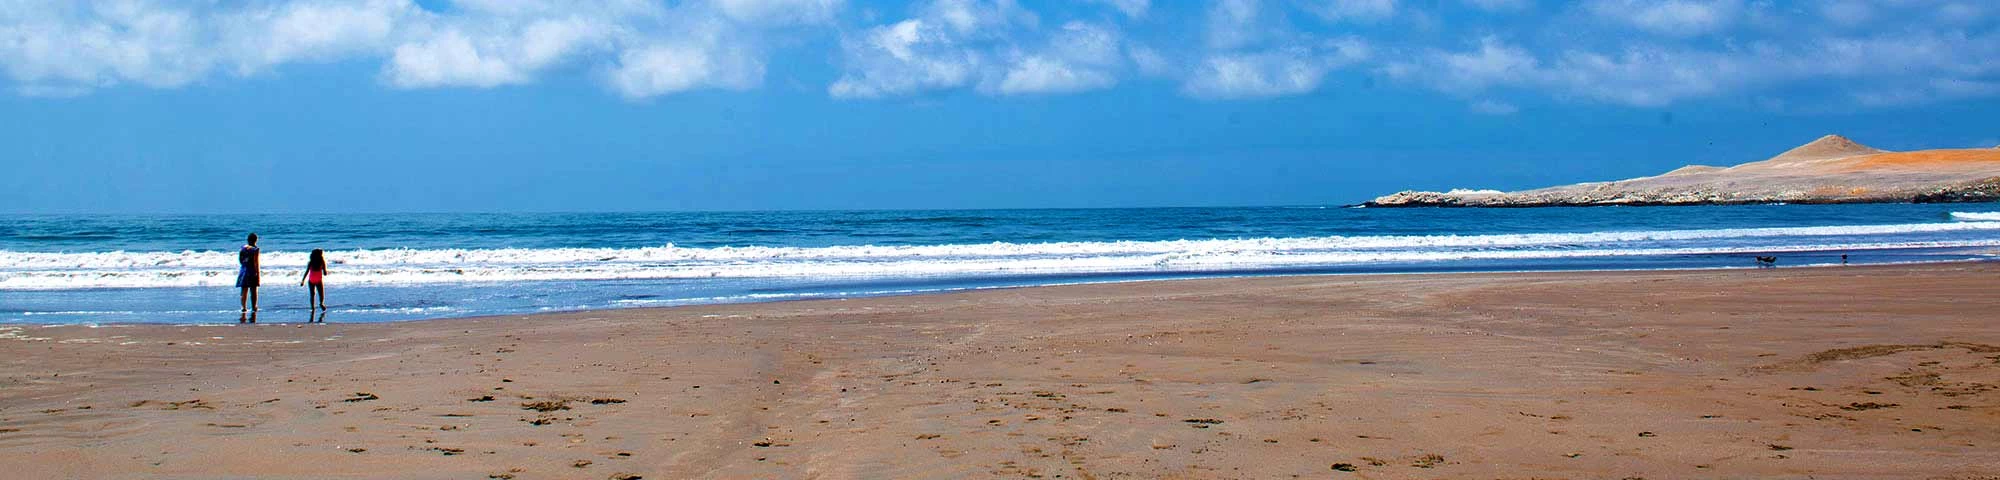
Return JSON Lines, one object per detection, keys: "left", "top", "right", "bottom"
{"left": 1367, "top": 135, "right": 2000, "bottom": 207}
{"left": 1765, "top": 134, "right": 1887, "bottom": 163}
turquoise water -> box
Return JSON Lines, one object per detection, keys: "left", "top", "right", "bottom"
{"left": 4, "top": 204, "right": 1998, "bottom": 324}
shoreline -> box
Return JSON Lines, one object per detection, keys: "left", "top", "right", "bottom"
{"left": 10, "top": 256, "right": 1996, "bottom": 327}
{"left": 4, "top": 263, "right": 1999, "bottom": 478}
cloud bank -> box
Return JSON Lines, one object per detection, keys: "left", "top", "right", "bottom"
{"left": 0, "top": 0, "right": 1993, "bottom": 108}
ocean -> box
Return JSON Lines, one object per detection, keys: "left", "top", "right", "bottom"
{"left": 4, "top": 204, "right": 1998, "bottom": 324}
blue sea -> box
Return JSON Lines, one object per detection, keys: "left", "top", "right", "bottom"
{"left": 4, "top": 205, "right": 1999, "bottom": 324}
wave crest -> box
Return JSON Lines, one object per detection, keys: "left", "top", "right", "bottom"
{"left": 5, "top": 221, "right": 2000, "bottom": 290}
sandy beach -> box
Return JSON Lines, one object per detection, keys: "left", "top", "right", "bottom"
{"left": 3, "top": 264, "right": 1998, "bottom": 479}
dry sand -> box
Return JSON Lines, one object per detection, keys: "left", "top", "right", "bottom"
{"left": 4, "top": 264, "right": 1999, "bottom": 479}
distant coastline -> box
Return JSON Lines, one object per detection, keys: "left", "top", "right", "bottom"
{"left": 1362, "top": 135, "right": 2000, "bottom": 208}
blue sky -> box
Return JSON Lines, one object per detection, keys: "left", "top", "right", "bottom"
{"left": 2, "top": 0, "right": 1996, "bottom": 213}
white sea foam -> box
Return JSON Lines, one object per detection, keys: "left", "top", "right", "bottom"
{"left": 4, "top": 221, "right": 1999, "bottom": 290}
{"left": 1951, "top": 211, "right": 2000, "bottom": 221}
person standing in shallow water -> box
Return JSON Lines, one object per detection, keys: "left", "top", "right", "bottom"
{"left": 237, "top": 233, "right": 261, "bottom": 316}
{"left": 300, "top": 249, "right": 328, "bottom": 312}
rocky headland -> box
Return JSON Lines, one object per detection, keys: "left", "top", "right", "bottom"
{"left": 1364, "top": 135, "right": 2000, "bottom": 207}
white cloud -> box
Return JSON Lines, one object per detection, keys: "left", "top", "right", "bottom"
{"left": 381, "top": 2, "right": 789, "bottom": 95}
{"left": 829, "top": 1, "right": 1126, "bottom": 98}
{"left": 383, "top": 15, "right": 617, "bottom": 89}
{"left": 525, "top": 18, "right": 606, "bottom": 65}
{"left": 1183, "top": 49, "right": 1326, "bottom": 98}
{"left": 1183, "top": 38, "right": 1369, "bottom": 99}
{"left": 1176, "top": 0, "right": 1382, "bottom": 99}
{"left": 924, "top": 0, "right": 1034, "bottom": 33}
{"left": 995, "top": 21, "right": 1122, "bottom": 95}
{"left": 222, "top": 0, "right": 415, "bottom": 74}
{"left": 0, "top": 0, "right": 1992, "bottom": 108}
{"left": 997, "top": 55, "right": 1114, "bottom": 94}
{"left": 1204, "top": 0, "right": 1263, "bottom": 50}
{"left": 1387, "top": 37, "right": 1734, "bottom": 106}
{"left": 712, "top": 0, "right": 846, "bottom": 25}
{"left": 0, "top": 2, "right": 217, "bottom": 92}
{"left": 1304, "top": 0, "right": 1398, "bottom": 23}
{"left": 606, "top": 41, "right": 764, "bottom": 99}
{"left": 1818, "top": 1, "right": 1872, "bottom": 27}
{"left": 1464, "top": 0, "right": 1532, "bottom": 12}
{"left": 1542, "top": 47, "right": 1739, "bottom": 106}
{"left": 1426, "top": 36, "right": 1538, "bottom": 92}
{"left": 385, "top": 28, "right": 533, "bottom": 87}
{"left": 1085, "top": 0, "right": 1151, "bottom": 19}
{"left": 828, "top": 18, "right": 985, "bottom": 98}
{"left": 1127, "top": 45, "right": 1170, "bottom": 76}
{"left": 1388, "top": 29, "right": 2000, "bottom": 107}
{"left": 1934, "top": 2, "right": 1988, "bottom": 25}
{"left": 1586, "top": 0, "right": 1739, "bottom": 36}
{"left": 1852, "top": 78, "right": 2000, "bottom": 107}
{"left": 0, "top": 0, "right": 828, "bottom": 99}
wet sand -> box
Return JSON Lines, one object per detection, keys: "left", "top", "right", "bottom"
{"left": 3, "top": 263, "right": 1998, "bottom": 479}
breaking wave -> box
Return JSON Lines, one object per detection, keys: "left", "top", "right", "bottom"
{"left": 7, "top": 220, "right": 2000, "bottom": 290}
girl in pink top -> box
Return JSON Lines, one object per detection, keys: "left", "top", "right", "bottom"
{"left": 300, "top": 249, "right": 328, "bottom": 311}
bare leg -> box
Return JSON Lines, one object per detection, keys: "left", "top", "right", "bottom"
{"left": 240, "top": 288, "right": 248, "bottom": 312}
{"left": 314, "top": 284, "right": 326, "bottom": 310}
{"left": 250, "top": 288, "right": 259, "bottom": 312}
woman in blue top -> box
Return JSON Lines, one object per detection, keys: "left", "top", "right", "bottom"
{"left": 237, "top": 233, "right": 260, "bottom": 315}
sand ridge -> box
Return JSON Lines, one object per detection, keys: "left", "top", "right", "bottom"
{"left": 3, "top": 264, "right": 1999, "bottom": 478}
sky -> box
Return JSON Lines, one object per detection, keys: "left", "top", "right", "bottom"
{"left": 1, "top": 0, "right": 1996, "bottom": 213}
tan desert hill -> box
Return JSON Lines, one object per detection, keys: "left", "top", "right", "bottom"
{"left": 1365, "top": 135, "right": 2000, "bottom": 207}
{"left": 1763, "top": 133, "right": 1886, "bottom": 163}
